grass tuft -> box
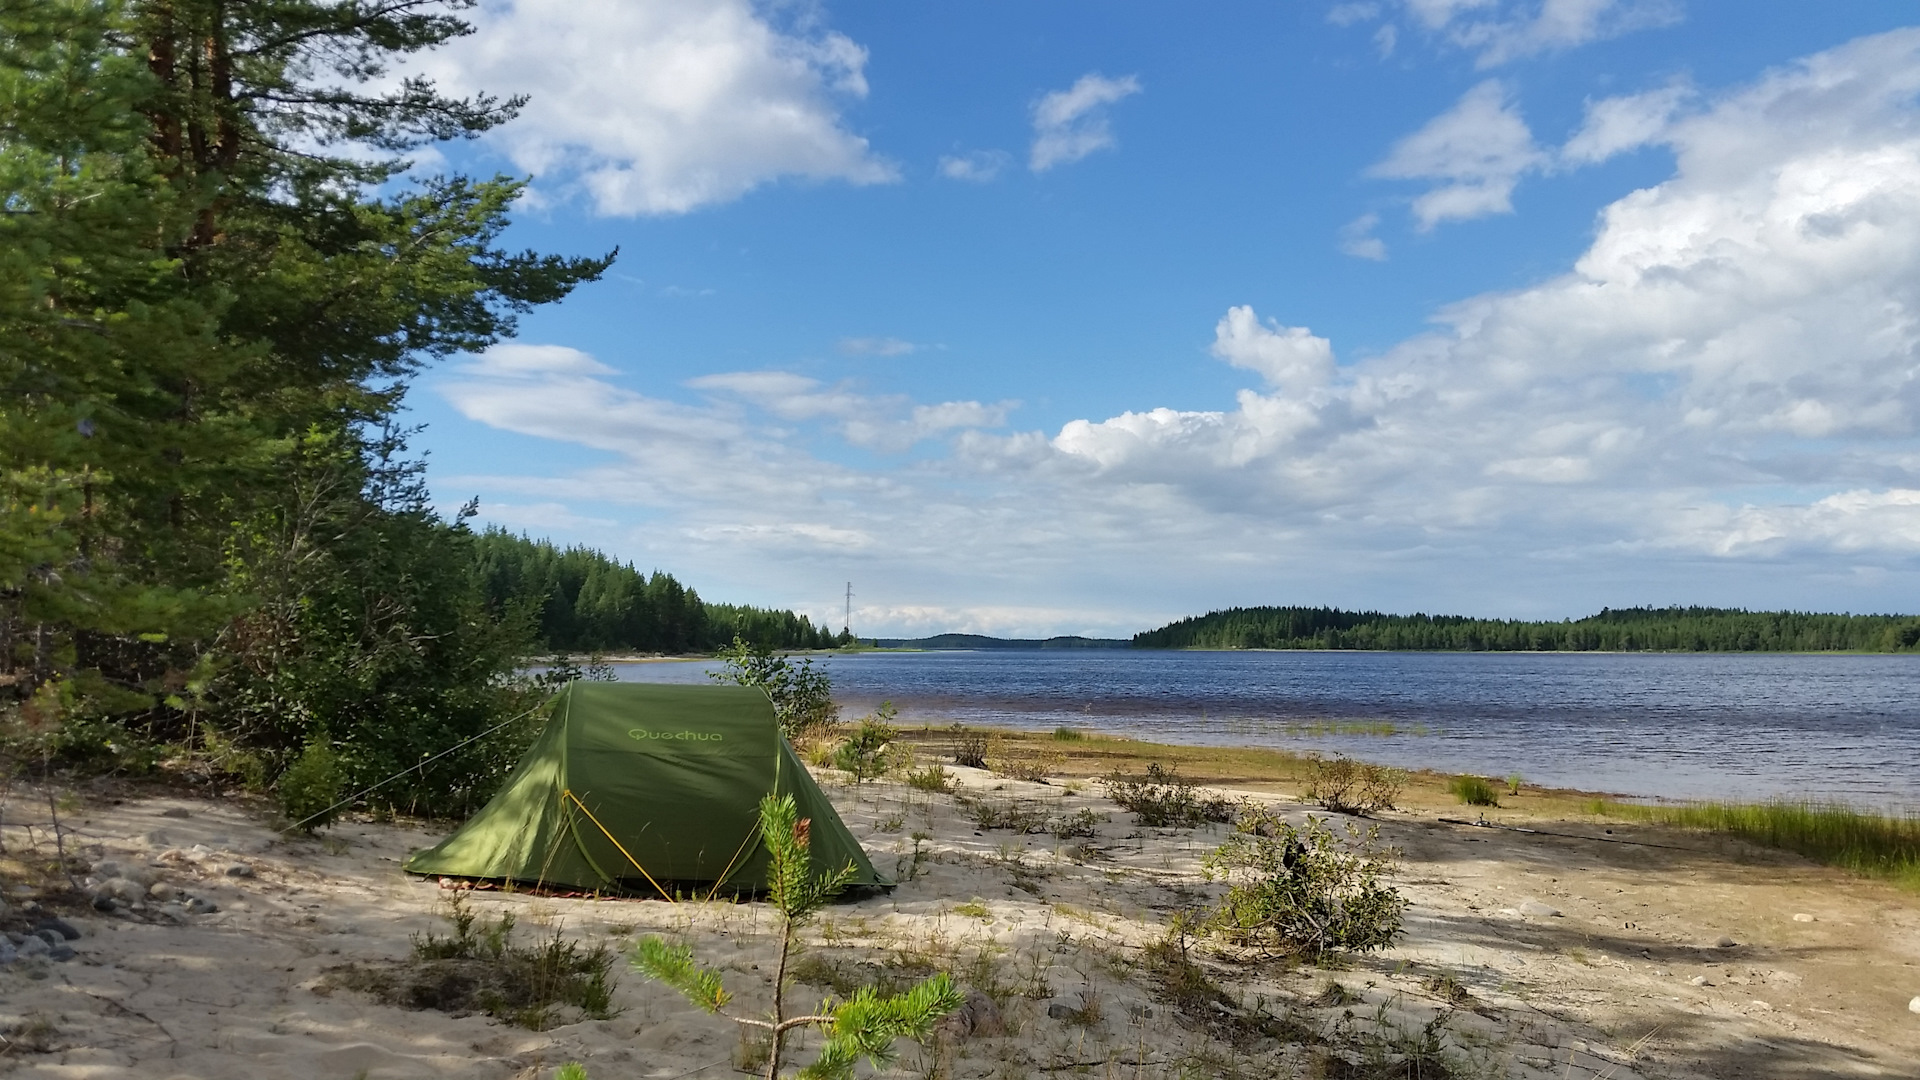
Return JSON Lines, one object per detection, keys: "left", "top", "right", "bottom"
{"left": 1051, "top": 726, "right": 1085, "bottom": 741}
{"left": 1601, "top": 798, "right": 1920, "bottom": 890}
{"left": 1447, "top": 775, "right": 1500, "bottom": 807}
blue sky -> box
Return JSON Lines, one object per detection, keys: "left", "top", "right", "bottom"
{"left": 399, "top": 1, "right": 1920, "bottom": 637}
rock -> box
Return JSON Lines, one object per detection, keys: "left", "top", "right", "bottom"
{"left": 33, "top": 918, "right": 80, "bottom": 941}
{"left": 1909, "top": 995, "right": 1920, "bottom": 1015}
{"left": 1792, "top": 913, "right": 1814, "bottom": 922}
{"left": 159, "top": 807, "right": 191, "bottom": 819}
{"left": 91, "top": 894, "right": 118, "bottom": 912}
{"left": 936, "top": 989, "right": 1005, "bottom": 1040}
{"left": 1716, "top": 936, "right": 1737, "bottom": 948}
{"left": 91, "top": 877, "right": 146, "bottom": 905}
{"left": 159, "top": 903, "right": 187, "bottom": 922}
{"left": 31, "top": 929, "right": 61, "bottom": 948}
{"left": 4, "top": 932, "right": 22, "bottom": 944}
{"left": 148, "top": 882, "right": 177, "bottom": 902}
{"left": 223, "top": 862, "right": 255, "bottom": 879}
{"left": 49, "top": 945, "right": 75, "bottom": 962}
{"left": 184, "top": 896, "right": 219, "bottom": 915}
{"left": 17, "top": 935, "right": 49, "bottom": 959}
{"left": 1689, "top": 976, "right": 1710, "bottom": 987}
{"left": 1518, "top": 900, "right": 1562, "bottom": 918}
{"left": 92, "top": 859, "right": 125, "bottom": 879}
{"left": 0, "top": 942, "right": 15, "bottom": 965}
{"left": 142, "top": 830, "right": 171, "bottom": 847}
{"left": 1047, "top": 1002, "right": 1073, "bottom": 1020}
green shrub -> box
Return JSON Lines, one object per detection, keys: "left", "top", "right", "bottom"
{"left": 1447, "top": 775, "right": 1500, "bottom": 807}
{"left": 1300, "top": 755, "right": 1405, "bottom": 816}
{"left": 1051, "top": 726, "right": 1084, "bottom": 741}
{"left": 1200, "top": 807, "right": 1406, "bottom": 961}
{"left": 905, "top": 763, "right": 954, "bottom": 793}
{"left": 1050, "top": 807, "right": 1105, "bottom": 839}
{"left": 1102, "top": 763, "right": 1233, "bottom": 828}
{"left": 833, "top": 703, "right": 898, "bottom": 783}
{"left": 1506, "top": 773, "right": 1524, "bottom": 795}
{"left": 279, "top": 738, "right": 345, "bottom": 831}
{"left": 960, "top": 797, "right": 1053, "bottom": 834}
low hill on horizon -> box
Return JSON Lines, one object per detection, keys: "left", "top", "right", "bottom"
{"left": 872, "top": 633, "right": 1131, "bottom": 650}
{"left": 1131, "top": 604, "right": 1920, "bottom": 653}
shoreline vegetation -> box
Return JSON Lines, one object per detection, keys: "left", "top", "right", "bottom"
{"left": 889, "top": 724, "right": 1920, "bottom": 892}
{"left": 1131, "top": 604, "right": 1920, "bottom": 652}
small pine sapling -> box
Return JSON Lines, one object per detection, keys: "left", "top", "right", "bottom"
{"left": 632, "top": 794, "right": 962, "bottom": 1080}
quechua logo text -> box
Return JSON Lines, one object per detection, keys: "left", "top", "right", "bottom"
{"left": 627, "top": 728, "right": 724, "bottom": 743}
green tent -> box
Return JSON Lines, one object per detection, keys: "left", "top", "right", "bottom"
{"left": 405, "top": 681, "right": 886, "bottom": 895}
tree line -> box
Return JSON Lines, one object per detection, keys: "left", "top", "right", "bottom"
{"left": 474, "top": 530, "right": 837, "bottom": 654}
{"left": 1132, "top": 605, "right": 1920, "bottom": 652}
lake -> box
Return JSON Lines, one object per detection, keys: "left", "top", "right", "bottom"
{"left": 607, "top": 650, "right": 1920, "bottom": 808}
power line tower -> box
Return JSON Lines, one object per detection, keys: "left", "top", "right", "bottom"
{"left": 842, "top": 581, "right": 853, "bottom": 637}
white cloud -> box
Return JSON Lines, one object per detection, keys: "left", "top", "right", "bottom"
{"left": 838, "top": 336, "right": 922, "bottom": 357}
{"left": 1561, "top": 82, "right": 1694, "bottom": 165}
{"left": 416, "top": 0, "right": 897, "bottom": 216}
{"left": 1369, "top": 80, "right": 1548, "bottom": 228}
{"left": 463, "top": 343, "right": 619, "bottom": 378}
{"left": 684, "top": 370, "right": 1012, "bottom": 450}
{"left": 1211, "top": 307, "right": 1336, "bottom": 394}
{"left": 1327, "top": 2, "right": 1383, "bottom": 26}
{"left": 938, "top": 149, "right": 1012, "bottom": 182}
{"left": 1374, "top": 24, "right": 1400, "bottom": 59}
{"left": 1404, "top": 0, "right": 1682, "bottom": 68}
{"left": 1030, "top": 74, "right": 1144, "bottom": 172}
{"left": 439, "top": 30, "right": 1920, "bottom": 632}
{"left": 1339, "top": 212, "right": 1389, "bottom": 259}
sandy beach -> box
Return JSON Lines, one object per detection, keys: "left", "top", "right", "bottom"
{"left": 1, "top": 745, "right": 1916, "bottom": 1080}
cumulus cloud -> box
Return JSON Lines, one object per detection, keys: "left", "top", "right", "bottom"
{"left": 1404, "top": 0, "right": 1682, "bottom": 68}
{"left": 938, "top": 149, "right": 1012, "bottom": 182}
{"left": 1211, "top": 308, "right": 1336, "bottom": 394}
{"left": 414, "top": 0, "right": 897, "bottom": 215}
{"left": 439, "top": 30, "right": 1920, "bottom": 631}
{"left": 1369, "top": 80, "right": 1548, "bottom": 228}
{"left": 1030, "top": 74, "right": 1143, "bottom": 171}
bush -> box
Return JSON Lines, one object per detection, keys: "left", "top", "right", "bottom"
{"left": 950, "top": 725, "right": 988, "bottom": 768}
{"left": 1051, "top": 726, "right": 1084, "bottom": 741}
{"left": 1102, "top": 763, "right": 1234, "bottom": 828}
{"left": 905, "top": 763, "right": 955, "bottom": 793}
{"left": 709, "top": 636, "right": 838, "bottom": 737}
{"left": 833, "top": 703, "right": 898, "bottom": 783}
{"left": 1300, "top": 755, "right": 1405, "bottom": 816}
{"left": 961, "top": 797, "right": 1054, "bottom": 834}
{"left": 1448, "top": 775, "right": 1499, "bottom": 807}
{"left": 279, "top": 738, "right": 346, "bottom": 831}
{"left": 1200, "top": 807, "right": 1406, "bottom": 961}
{"left": 334, "top": 892, "right": 619, "bottom": 1030}
{"left": 985, "top": 733, "right": 1062, "bottom": 783}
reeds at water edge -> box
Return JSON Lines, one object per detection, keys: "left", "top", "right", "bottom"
{"left": 1595, "top": 798, "right": 1920, "bottom": 890}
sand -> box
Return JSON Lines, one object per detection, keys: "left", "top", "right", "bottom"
{"left": 0, "top": 765, "right": 1916, "bottom": 1079}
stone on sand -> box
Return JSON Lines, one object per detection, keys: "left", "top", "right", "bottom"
{"left": 1517, "top": 900, "right": 1561, "bottom": 918}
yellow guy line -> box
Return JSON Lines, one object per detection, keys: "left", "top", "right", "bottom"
{"left": 563, "top": 789, "right": 675, "bottom": 903}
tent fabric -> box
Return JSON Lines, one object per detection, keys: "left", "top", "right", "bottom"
{"left": 405, "top": 681, "right": 886, "bottom": 894}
